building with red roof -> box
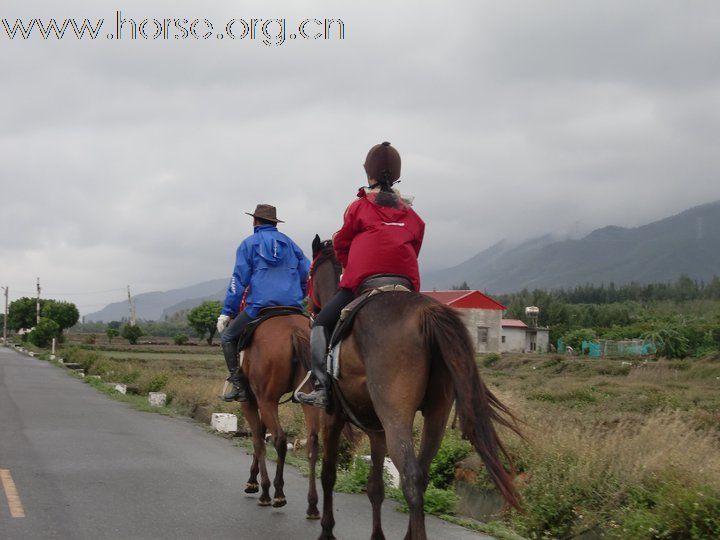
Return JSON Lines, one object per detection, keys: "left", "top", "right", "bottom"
{"left": 422, "top": 290, "right": 550, "bottom": 353}
{"left": 500, "top": 317, "right": 549, "bottom": 353}
{"left": 422, "top": 290, "right": 505, "bottom": 353}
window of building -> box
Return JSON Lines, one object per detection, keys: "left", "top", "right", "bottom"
{"left": 477, "top": 327, "right": 488, "bottom": 345}
{"left": 530, "top": 341, "right": 536, "bottom": 351}
{"left": 501, "top": 335, "right": 506, "bottom": 343}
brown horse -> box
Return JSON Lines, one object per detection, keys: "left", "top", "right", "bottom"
{"left": 238, "top": 314, "right": 322, "bottom": 518}
{"left": 309, "top": 236, "right": 521, "bottom": 540}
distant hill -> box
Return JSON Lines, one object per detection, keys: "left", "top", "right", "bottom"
{"left": 86, "top": 201, "right": 720, "bottom": 320}
{"left": 423, "top": 200, "right": 720, "bottom": 294}
{"left": 85, "top": 279, "right": 227, "bottom": 322}
{"left": 161, "top": 290, "right": 226, "bottom": 319}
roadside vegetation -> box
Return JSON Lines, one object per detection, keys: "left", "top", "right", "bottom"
{"left": 7, "top": 276, "right": 719, "bottom": 539}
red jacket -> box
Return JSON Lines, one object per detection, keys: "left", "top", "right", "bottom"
{"left": 333, "top": 187, "right": 425, "bottom": 292}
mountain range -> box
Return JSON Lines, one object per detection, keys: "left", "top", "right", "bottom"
{"left": 423, "top": 200, "right": 720, "bottom": 293}
{"left": 86, "top": 279, "right": 227, "bottom": 322}
{"left": 86, "top": 200, "right": 720, "bottom": 321}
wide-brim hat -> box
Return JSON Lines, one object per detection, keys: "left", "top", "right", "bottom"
{"left": 245, "top": 204, "right": 284, "bottom": 223}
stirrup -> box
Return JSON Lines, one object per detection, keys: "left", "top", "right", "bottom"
{"left": 296, "top": 388, "right": 328, "bottom": 409}
{"left": 221, "top": 380, "right": 248, "bottom": 402}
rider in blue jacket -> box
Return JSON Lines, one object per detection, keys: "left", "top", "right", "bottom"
{"left": 216, "top": 204, "right": 310, "bottom": 401}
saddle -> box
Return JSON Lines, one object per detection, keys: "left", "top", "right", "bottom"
{"left": 327, "top": 275, "right": 413, "bottom": 378}
{"left": 237, "top": 306, "right": 308, "bottom": 351}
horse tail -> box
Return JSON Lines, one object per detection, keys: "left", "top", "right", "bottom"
{"left": 420, "top": 302, "right": 522, "bottom": 509}
{"left": 291, "top": 328, "right": 311, "bottom": 372}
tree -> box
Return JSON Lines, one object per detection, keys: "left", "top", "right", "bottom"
{"left": 106, "top": 328, "right": 119, "bottom": 343}
{"left": 28, "top": 318, "right": 60, "bottom": 348}
{"left": 107, "top": 320, "right": 122, "bottom": 330}
{"left": 450, "top": 281, "right": 470, "bottom": 290}
{"left": 562, "top": 328, "right": 597, "bottom": 351}
{"left": 42, "top": 301, "right": 79, "bottom": 332}
{"left": 121, "top": 324, "right": 144, "bottom": 345}
{"left": 7, "top": 297, "right": 47, "bottom": 331}
{"left": 187, "top": 301, "right": 223, "bottom": 345}
{"left": 642, "top": 324, "right": 689, "bottom": 359}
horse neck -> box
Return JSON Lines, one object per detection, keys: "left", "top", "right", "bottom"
{"left": 314, "top": 257, "right": 340, "bottom": 306}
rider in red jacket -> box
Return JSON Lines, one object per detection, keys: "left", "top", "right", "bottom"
{"left": 298, "top": 142, "right": 425, "bottom": 408}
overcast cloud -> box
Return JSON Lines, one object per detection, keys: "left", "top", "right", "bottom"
{"left": 1, "top": 0, "right": 719, "bottom": 314}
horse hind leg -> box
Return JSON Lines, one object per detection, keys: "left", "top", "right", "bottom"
{"left": 258, "top": 400, "right": 288, "bottom": 508}
{"left": 417, "top": 374, "right": 454, "bottom": 491}
{"left": 319, "top": 413, "right": 346, "bottom": 540}
{"left": 385, "top": 424, "right": 427, "bottom": 540}
{"left": 367, "top": 431, "right": 388, "bottom": 540}
{"left": 242, "top": 401, "right": 272, "bottom": 505}
{"left": 303, "top": 405, "right": 321, "bottom": 519}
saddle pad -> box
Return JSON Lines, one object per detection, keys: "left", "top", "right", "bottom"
{"left": 326, "top": 283, "right": 411, "bottom": 379}
{"left": 237, "top": 306, "right": 308, "bottom": 351}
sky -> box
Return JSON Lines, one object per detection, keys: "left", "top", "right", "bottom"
{"left": 1, "top": 0, "right": 719, "bottom": 315}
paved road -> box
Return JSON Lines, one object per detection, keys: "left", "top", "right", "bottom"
{"left": 0, "top": 347, "right": 487, "bottom": 539}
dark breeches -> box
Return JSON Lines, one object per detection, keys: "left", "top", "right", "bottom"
{"left": 221, "top": 311, "right": 253, "bottom": 346}
{"left": 313, "top": 288, "right": 355, "bottom": 329}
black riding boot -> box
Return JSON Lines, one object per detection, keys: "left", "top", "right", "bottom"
{"left": 221, "top": 341, "right": 248, "bottom": 402}
{"left": 296, "top": 325, "right": 330, "bottom": 409}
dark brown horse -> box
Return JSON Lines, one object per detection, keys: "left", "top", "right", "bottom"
{"left": 239, "top": 314, "right": 322, "bottom": 518}
{"left": 309, "top": 236, "right": 521, "bottom": 540}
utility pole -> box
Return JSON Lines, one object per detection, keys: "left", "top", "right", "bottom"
{"left": 127, "top": 285, "right": 137, "bottom": 326}
{"left": 2, "top": 286, "right": 8, "bottom": 345}
{"left": 36, "top": 277, "right": 41, "bottom": 325}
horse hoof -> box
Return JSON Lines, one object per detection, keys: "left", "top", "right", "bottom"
{"left": 258, "top": 499, "right": 272, "bottom": 507}
{"left": 272, "top": 497, "right": 287, "bottom": 508}
{"left": 244, "top": 483, "right": 259, "bottom": 494}
{"left": 306, "top": 512, "right": 321, "bottom": 520}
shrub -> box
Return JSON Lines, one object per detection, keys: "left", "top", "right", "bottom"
{"left": 141, "top": 372, "right": 170, "bottom": 394}
{"left": 84, "top": 334, "right": 97, "bottom": 345}
{"left": 334, "top": 456, "right": 370, "bottom": 494}
{"left": 482, "top": 353, "right": 501, "bottom": 367}
{"left": 66, "top": 347, "right": 102, "bottom": 371}
{"left": 614, "top": 483, "right": 720, "bottom": 539}
{"left": 106, "top": 328, "right": 119, "bottom": 343}
{"left": 121, "top": 324, "right": 144, "bottom": 345}
{"left": 563, "top": 328, "right": 597, "bottom": 351}
{"left": 429, "top": 433, "right": 472, "bottom": 489}
{"left": 643, "top": 323, "right": 690, "bottom": 358}
{"left": 173, "top": 333, "right": 189, "bottom": 345}
{"left": 392, "top": 483, "right": 459, "bottom": 515}
{"left": 27, "top": 317, "right": 60, "bottom": 348}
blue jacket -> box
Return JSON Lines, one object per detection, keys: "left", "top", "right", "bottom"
{"left": 222, "top": 225, "right": 310, "bottom": 318}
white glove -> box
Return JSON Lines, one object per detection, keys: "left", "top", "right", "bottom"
{"left": 217, "top": 315, "right": 231, "bottom": 334}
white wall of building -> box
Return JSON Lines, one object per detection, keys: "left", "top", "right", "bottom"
{"left": 500, "top": 327, "right": 527, "bottom": 353}
{"left": 461, "top": 309, "right": 502, "bottom": 353}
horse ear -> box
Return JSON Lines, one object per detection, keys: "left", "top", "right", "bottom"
{"left": 312, "top": 234, "right": 321, "bottom": 257}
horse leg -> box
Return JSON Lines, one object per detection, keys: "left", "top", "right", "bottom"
{"left": 385, "top": 423, "right": 427, "bottom": 540}
{"left": 303, "top": 405, "right": 321, "bottom": 519}
{"left": 418, "top": 379, "right": 454, "bottom": 491}
{"left": 258, "top": 400, "right": 288, "bottom": 508}
{"left": 240, "top": 400, "right": 262, "bottom": 494}
{"left": 319, "top": 413, "right": 345, "bottom": 540}
{"left": 242, "top": 400, "right": 272, "bottom": 505}
{"left": 367, "top": 431, "right": 388, "bottom": 540}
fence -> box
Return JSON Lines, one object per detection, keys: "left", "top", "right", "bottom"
{"left": 558, "top": 338, "right": 655, "bottom": 358}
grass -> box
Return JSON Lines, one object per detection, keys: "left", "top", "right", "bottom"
{"left": 475, "top": 352, "right": 720, "bottom": 539}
